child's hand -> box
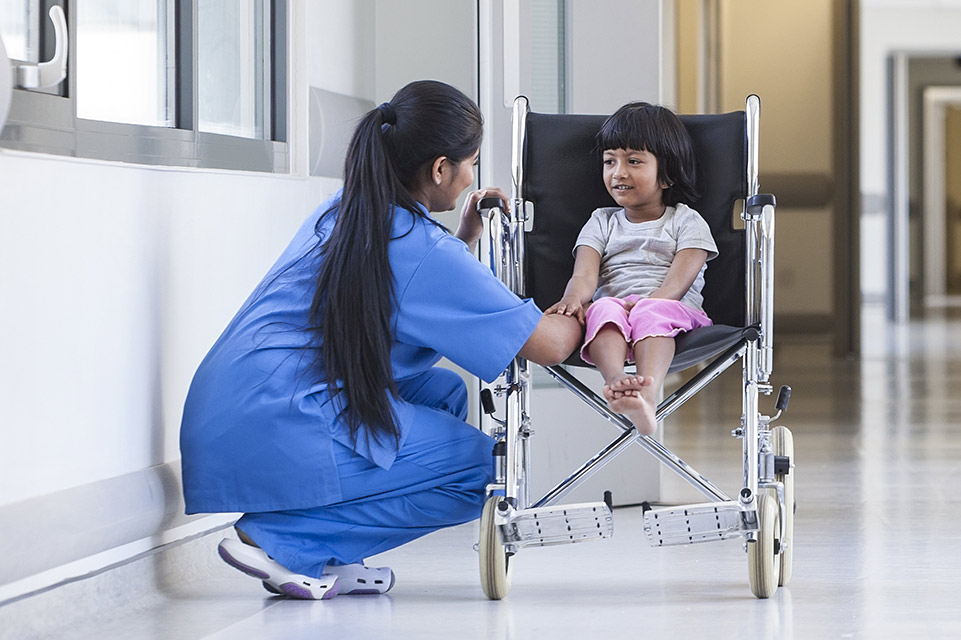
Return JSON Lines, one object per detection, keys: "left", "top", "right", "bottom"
{"left": 546, "top": 296, "right": 586, "bottom": 325}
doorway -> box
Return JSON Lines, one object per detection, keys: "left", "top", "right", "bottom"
{"left": 888, "top": 54, "right": 961, "bottom": 319}
{"left": 922, "top": 88, "right": 961, "bottom": 305}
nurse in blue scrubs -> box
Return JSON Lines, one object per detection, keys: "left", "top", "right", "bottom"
{"left": 179, "top": 80, "right": 581, "bottom": 599}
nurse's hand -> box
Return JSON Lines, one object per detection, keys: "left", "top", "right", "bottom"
{"left": 455, "top": 187, "right": 509, "bottom": 252}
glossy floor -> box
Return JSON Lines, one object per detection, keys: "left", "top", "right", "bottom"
{"left": 7, "top": 309, "right": 961, "bottom": 639}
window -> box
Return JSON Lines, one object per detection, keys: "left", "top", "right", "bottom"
{"left": 77, "top": 0, "right": 174, "bottom": 127}
{"left": 503, "top": 0, "right": 567, "bottom": 114}
{"left": 198, "top": 0, "right": 268, "bottom": 138}
{"left": 0, "top": 1, "right": 38, "bottom": 64}
{"left": 0, "top": 0, "right": 288, "bottom": 172}
{"left": 528, "top": 0, "right": 566, "bottom": 114}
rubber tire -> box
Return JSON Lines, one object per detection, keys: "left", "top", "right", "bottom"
{"left": 773, "top": 426, "right": 795, "bottom": 586}
{"left": 747, "top": 491, "right": 781, "bottom": 599}
{"left": 479, "top": 496, "right": 513, "bottom": 600}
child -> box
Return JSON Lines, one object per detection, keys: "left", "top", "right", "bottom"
{"left": 546, "top": 102, "right": 718, "bottom": 436}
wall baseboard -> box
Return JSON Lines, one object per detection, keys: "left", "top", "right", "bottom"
{"left": 0, "top": 461, "right": 236, "bottom": 605}
{"left": 0, "top": 524, "right": 240, "bottom": 639}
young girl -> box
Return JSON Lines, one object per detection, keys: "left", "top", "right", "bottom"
{"left": 546, "top": 102, "right": 718, "bottom": 436}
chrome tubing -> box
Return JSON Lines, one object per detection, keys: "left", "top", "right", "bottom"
{"left": 746, "top": 95, "right": 761, "bottom": 200}
{"left": 541, "top": 344, "right": 745, "bottom": 434}
{"left": 501, "top": 96, "right": 532, "bottom": 508}
{"left": 539, "top": 366, "right": 733, "bottom": 505}
{"left": 760, "top": 203, "right": 776, "bottom": 381}
{"left": 542, "top": 365, "right": 634, "bottom": 432}
{"left": 509, "top": 96, "right": 530, "bottom": 297}
{"left": 511, "top": 96, "right": 529, "bottom": 218}
{"left": 505, "top": 360, "right": 523, "bottom": 507}
{"left": 741, "top": 344, "right": 760, "bottom": 509}
{"left": 744, "top": 96, "right": 761, "bottom": 330}
{"left": 657, "top": 342, "right": 747, "bottom": 422}
{"left": 533, "top": 428, "right": 640, "bottom": 508}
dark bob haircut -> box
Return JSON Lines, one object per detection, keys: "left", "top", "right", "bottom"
{"left": 596, "top": 102, "right": 698, "bottom": 206}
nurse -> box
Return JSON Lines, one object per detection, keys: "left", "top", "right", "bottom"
{"left": 180, "top": 80, "right": 581, "bottom": 599}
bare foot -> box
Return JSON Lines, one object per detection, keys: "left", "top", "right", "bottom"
{"left": 609, "top": 392, "right": 658, "bottom": 435}
{"left": 603, "top": 373, "right": 653, "bottom": 402}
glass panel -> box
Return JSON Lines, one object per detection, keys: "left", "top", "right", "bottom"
{"left": 527, "top": 0, "right": 566, "bottom": 114}
{"left": 0, "top": 0, "right": 39, "bottom": 63}
{"left": 505, "top": 0, "right": 566, "bottom": 112}
{"left": 198, "top": 0, "right": 268, "bottom": 139}
{"left": 77, "top": 1, "right": 173, "bottom": 127}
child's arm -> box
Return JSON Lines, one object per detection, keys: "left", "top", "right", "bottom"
{"left": 649, "top": 248, "right": 709, "bottom": 301}
{"left": 545, "top": 246, "right": 601, "bottom": 325}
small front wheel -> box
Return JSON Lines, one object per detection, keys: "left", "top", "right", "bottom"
{"left": 479, "top": 496, "right": 513, "bottom": 600}
{"left": 747, "top": 492, "right": 781, "bottom": 599}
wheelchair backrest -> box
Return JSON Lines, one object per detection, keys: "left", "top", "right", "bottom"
{"left": 522, "top": 109, "right": 748, "bottom": 328}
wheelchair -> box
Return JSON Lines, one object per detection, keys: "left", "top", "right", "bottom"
{"left": 476, "top": 95, "right": 794, "bottom": 600}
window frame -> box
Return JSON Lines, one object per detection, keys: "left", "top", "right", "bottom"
{"left": 0, "top": 0, "right": 288, "bottom": 173}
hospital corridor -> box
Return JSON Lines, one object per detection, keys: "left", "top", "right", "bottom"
{"left": 2, "top": 1, "right": 961, "bottom": 638}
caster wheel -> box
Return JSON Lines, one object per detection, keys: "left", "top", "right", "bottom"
{"left": 773, "top": 425, "right": 794, "bottom": 585}
{"left": 748, "top": 491, "right": 781, "bottom": 599}
{"left": 479, "top": 496, "right": 513, "bottom": 600}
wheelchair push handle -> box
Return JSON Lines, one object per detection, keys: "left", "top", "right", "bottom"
{"left": 747, "top": 193, "right": 776, "bottom": 215}
{"left": 476, "top": 196, "right": 505, "bottom": 213}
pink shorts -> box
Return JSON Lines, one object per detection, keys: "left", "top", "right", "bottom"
{"left": 581, "top": 296, "right": 712, "bottom": 365}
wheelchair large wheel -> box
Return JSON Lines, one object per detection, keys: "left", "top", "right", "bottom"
{"left": 479, "top": 496, "right": 513, "bottom": 600}
{"left": 772, "top": 426, "right": 795, "bottom": 585}
{"left": 747, "top": 491, "right": 781, "bottom": 599}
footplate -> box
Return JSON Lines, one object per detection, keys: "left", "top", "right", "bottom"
{"left": 643, "top": 501, "right": 745, "bottom": 547}
{"left": 500, "top": 501, "right": 613, "bottom": 549}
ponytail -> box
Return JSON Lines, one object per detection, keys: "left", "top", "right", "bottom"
{"left": 309, "top": 81, "right": 483, "bottom": 448}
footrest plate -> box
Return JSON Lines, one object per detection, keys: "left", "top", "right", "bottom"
{"left": 501, "top": 501, "right": 613, "bottom": 549}
{"left": 643, "top": 501, "right": 744, "bottom": 547}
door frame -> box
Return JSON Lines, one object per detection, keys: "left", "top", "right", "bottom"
{"left": 922, "top": 86, "right": 961, "bottom": 303}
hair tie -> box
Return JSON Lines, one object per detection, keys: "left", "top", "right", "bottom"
{"left": 377, "top": 102, "right": 396, "bottom": 126}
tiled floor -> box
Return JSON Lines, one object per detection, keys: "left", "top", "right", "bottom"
{"left": 5, "top": 307, "right": 961, "bottom": 639}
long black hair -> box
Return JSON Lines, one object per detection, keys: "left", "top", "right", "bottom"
{"left": 310, "top": 80, "right": 483, "bottom": 448}
{"left": 596, "top": 102, "right": 698, "bottom": 206}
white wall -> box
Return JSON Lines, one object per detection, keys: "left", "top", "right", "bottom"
{"left": 0, "top": 0, "right": 367, "bottom": 600}
{"left": 308, "top": 0, "right": 376, "bottom": 99}
{"left": 567, "top": 0, "right": 666, "bottom": 113}
{"left": 0, "top": 156, "right": 329, "bottom": 506}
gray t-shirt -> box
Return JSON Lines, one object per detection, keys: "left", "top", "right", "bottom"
{"left": 574, "top": 204, "right": 719, "bottom": 312}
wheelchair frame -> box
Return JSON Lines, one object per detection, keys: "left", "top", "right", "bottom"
{"left": 477, "top": 95, "right": 794, "bottom": 600}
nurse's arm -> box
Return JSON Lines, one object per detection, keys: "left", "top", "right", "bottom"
{"left": 518, "top": 313, "right": 583, "bottom": 365}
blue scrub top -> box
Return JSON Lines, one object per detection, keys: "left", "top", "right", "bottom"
{"left": 180, "top": 193, "right": 542, "bottom": 514}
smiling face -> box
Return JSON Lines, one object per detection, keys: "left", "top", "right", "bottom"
{"left": 602, "top": 147, "right": 668, "bottom": 222}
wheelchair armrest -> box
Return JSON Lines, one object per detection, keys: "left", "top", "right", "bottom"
{"left": 747, "top": 193, "right": 776, "bottom": 215}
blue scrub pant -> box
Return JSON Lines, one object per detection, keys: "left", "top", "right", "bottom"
{"left": 235, "top": 368, "right": 495, "bottom": 578}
